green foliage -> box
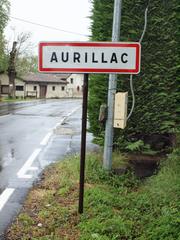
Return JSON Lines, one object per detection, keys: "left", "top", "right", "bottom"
{"left": 89, "top": 0, "right": 180, "bottom": 151}
{"left": 125, "top": 140, "right": 158, "bottom": 155}
{"left": 90, "top": 0, "right": 114, "bottom": 42}
{"left": 14, "top": 32, "right": 37, "bottom": 76}
{"left": 16, "top": 56, "right": 38, "bottom": 76}
{"left": 0, "top": 0, "right": 10, "bottom": 72}
{"left": 85, "top": 153, "right": 140, "bottom": 190}
{"left": 125, "top": 140, "right": 145, "bottom": 152}
{"left": 18, "top": 213, "right": 35, "bottom": 226}
{"left": 79, "top": 149, "right": 180, "bottom": 240}
{"left": 88, "top": 74, "right": 108, "bottom": 136}
{"left": 88, "top": 0, "right": 113, "bottom": 136}
{"left": 0, "top": 0, "right": 9, "bottom": 32}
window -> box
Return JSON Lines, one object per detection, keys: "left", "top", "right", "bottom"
{"left": 16, "top": 85, "right": 24, "bottom": 91}
{"left": 52, "top": 86, "right": 55, "bottom": 91}
{"left": 61, "top": 86, "right": 65, "bottom": 91}
{"left": 1, "top": 85, "right": 9, "bottom": 94}
{"left": 70, "top": 78, "right": 73, "bottom": 84}
{"left": 33, "top": 86, "right": 37, "bottom": 91}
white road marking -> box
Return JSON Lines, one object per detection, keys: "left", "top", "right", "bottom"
{"left": 17, "top": 106, "right": 80, "bottom": 179}
{"left": 67, "top": 106, "right": 80, "bottom": 118}
{"left": 53, "top": 106, "right": 81, "bottom": 130}
{"left": 0, "top": 188, "right": 15, "bottom": 211}
{"left": 17, "top": 148, "right": 41, "bottom": 179}
{"left": 40, "top": 132, "right": 52, "bottom": 146}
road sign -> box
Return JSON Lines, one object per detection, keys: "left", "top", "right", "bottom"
{"left": 39, "top": 42, "right": 141, "bottom": 74}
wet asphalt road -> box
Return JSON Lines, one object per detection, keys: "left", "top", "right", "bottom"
{"left": 0, "top": 99, "right": 97, "bottom": 238}
{"left": 0, "top": 99, "right": 46, "bottom": 116}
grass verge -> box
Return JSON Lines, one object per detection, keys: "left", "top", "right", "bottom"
{"left": 6, "top": 150, "right": 180, "bottom": 240}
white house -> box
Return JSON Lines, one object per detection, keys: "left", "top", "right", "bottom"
{"left": 0, "top": 74, "right": 25, "bottom": 98}
{"left": 22, "top": 72, "right": 69, "bottom": 98}
{"left": 0, "top": 73, "right": 84, "bottom": 99}
{"left": 66, "top": 74, "right": 84, "bottom": 98}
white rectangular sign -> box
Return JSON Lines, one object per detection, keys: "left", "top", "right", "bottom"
{"left": 39, "top": 42, "right": 141, "bottom": 74}
{"left": 114, "top": 92, "right": 128, "bottom": 129}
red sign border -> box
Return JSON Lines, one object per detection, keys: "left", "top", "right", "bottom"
{"left": 38, "top": 42, "right": 141, "bottom": 74}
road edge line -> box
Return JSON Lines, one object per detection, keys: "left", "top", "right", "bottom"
{"left": 17, "top": 148, "right": 41, "bottom": 179}
{"left": 0, "top": 188, "right": 15, "bottom": 211}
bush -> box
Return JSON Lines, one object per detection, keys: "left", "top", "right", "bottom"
{"left": 89, "top": 0, "right": 180, "bottom": 152}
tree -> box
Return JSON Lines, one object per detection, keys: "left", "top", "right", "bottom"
{"left": 14, "top": 31, "right": 36, "bottom": 76}
{"left": 0, "top": 0, "right": 9, "bottom": 99}
{"left": 15, "top": 32, "right": 34, "bottom": 58}
{"left": 16, "top": 55, "right": 38, "bottom": 76}
{"left": 88, "top": 0, "right": 113, "bottom": 137}
{"left": 0, "top": 0, "right": 10, "bottom": 72}
{"left": 8, "top": 41, "right": 17, "bottom": 98}
{"left": 89, "top": 0, "right": 179, "bottom": 152}
{"left": 7, "top": 31, "right": 36, "bottom": 97}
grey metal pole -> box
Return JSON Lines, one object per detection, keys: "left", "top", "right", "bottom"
{"left": 103, "top": 0, "right": 122, "bottom": 170}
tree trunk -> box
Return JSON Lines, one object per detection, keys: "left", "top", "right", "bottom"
{"left": 8, "top": 41, "right": 17, "bottom": 98}
{"left": 0, "top": 79, "right": 1, "bottom": 100}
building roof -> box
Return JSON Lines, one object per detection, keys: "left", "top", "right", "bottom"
{"left": 22, "top": 72, "right": 70, "bottom": 84}
{"left": 0, "top": 73, "right": 24, "bottom": 85}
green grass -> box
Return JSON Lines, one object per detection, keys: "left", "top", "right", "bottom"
{"left": 6, "top": 150, "right": 180, "bottom": 240}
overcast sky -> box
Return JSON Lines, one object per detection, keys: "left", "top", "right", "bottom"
{"left": 5, "top": 0, "right": 92, "bottom": 55}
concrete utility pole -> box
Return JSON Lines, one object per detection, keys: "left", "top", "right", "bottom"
{"left": 8, "top": 41, "right": 17, "bottom": 98}
{"left": 103, "top": 0, "right": 122, "bottom": 170}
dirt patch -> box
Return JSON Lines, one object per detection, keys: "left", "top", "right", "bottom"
{"left": 128, "top": 154, "right": 165, "bottom": 178}
{"left": 5, "top": 180, "right": 80, "bottom": 240}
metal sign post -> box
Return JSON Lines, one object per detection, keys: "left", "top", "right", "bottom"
{"left": 78, "top": 73, "right": 88, "bottom": 214}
